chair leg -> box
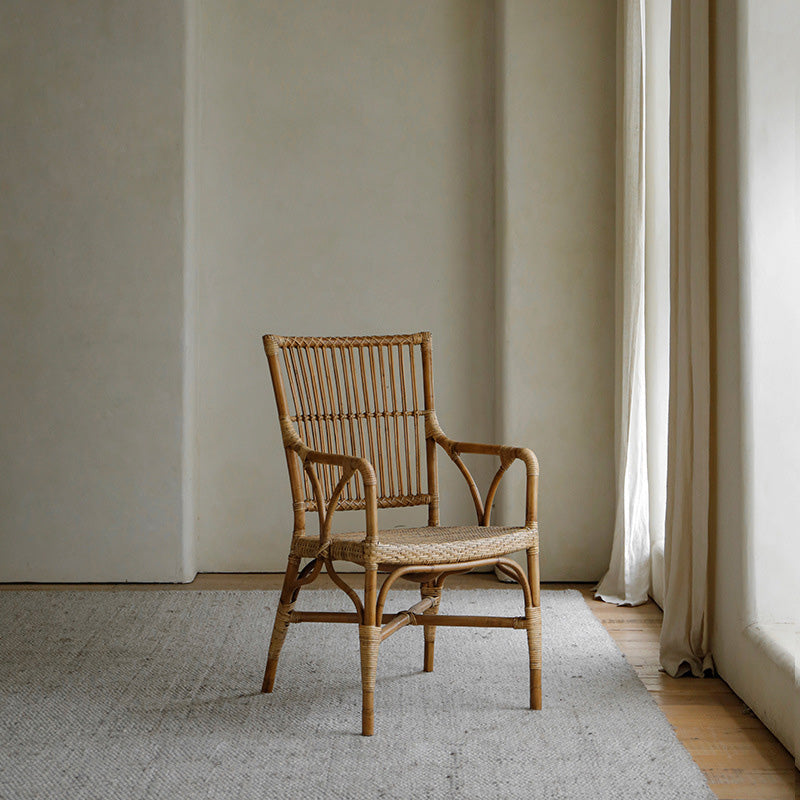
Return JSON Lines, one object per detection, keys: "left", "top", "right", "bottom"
{"left": 526, "top": 546, "right": 542, "bottom": 709}
{"left": 359, "top": 566, "right": 380, "bottom": 736}
{"left": 420, "top": 582, "right": 442, "bottom": 672}
{"left": 261, "top": 555, "right": 300, "bottom": 693}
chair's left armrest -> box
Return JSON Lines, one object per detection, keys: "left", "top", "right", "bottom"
{"left": 425, "top": 412, "right": 538, "bottom": 528}
{"left": 443, "top": 439, "right": 539, "bottom": 476}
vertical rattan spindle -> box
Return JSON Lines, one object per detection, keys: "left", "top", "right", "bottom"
{"left": 421, "top": 333, "right": 439, "bottom": 526}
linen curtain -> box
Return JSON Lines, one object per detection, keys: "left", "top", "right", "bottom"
{"left": 599, "top": 1, "right": 715, "bottom": 676}
{"left": 659, "top": 0, "right": 714, "bottom": 678}
{"left": 595, "top": 0, "right": 651, "bottom": 607}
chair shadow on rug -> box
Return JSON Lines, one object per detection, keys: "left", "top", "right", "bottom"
{"left": 260, "top": 332, "right": 541, "bottom": 735}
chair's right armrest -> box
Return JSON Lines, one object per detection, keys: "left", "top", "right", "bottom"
{"left": 280, "top": 421, "right": 379, "bottom": 543}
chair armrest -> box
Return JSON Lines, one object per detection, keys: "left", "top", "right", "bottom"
{"left": 280, "top": 420, "right": 379, "bottom": 544}
{"left": 425, "top": 412, "right": 538, "bottom": 527}
{"left": 437, "top": 438, "right": 539, "bottom": 476}
{"left": 301, "top": 447, "right": 377, "bottom": 486}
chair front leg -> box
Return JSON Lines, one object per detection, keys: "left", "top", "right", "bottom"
{"left": 526, "top": 546, "right": 542, "bottom": 709}
{"left": 358, "top": 565, "right": 380, "bottom": 736}
{"left": 261, "top": 554, "right": 301, "bottom": 693}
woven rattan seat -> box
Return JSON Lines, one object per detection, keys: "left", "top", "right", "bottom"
{"left": 295, "top": 525, "right": 538, "bottom": 566}
{"left": 259, "top": 332, "right": 541, "bottom": 735}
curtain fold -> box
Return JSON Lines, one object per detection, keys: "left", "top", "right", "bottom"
{"left": 596, "top": 0, "right": 651, "bottom": 607}
{"left": 659, "top": 0, "right": 714, "bottom": 678}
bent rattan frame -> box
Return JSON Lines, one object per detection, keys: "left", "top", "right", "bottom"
{"left": 260, "top": 331, "right": 541, "bottom": 735}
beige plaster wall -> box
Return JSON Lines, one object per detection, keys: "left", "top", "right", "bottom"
{"left": 712, "top": 0, "right": 800, "bottom": 758}
{"left": 496, "top": 0, "right": 617, "bottom": 580}
{"left": 0, "top": 2, "right": 188, "bottom": 580}
{"left": 1, "top": 1, "right": 617, "bottom": 583}
{"left": 737, "top": 0, "right": 800, "bottom": 627}
{"left": 192, "top": 0, "right": 497, "bottom": 570}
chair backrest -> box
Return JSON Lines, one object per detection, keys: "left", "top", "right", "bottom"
{"left": 263, "top": 332, "right": 439, "bottom": 523}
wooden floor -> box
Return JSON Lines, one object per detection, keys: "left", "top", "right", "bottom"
{"left": 574, "top": 584, "right": 799, "bottom": 800}
{"left": 3, "top": 573, "right": 797, "bottom": 799}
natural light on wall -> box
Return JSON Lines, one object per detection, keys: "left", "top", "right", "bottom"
{"left": 643, "top": 0, "right": 670, "bottom": 609}
{"left": 595, "top": 0, "right": 670, "bottom": 609}
{"left": 739, "top": 0, "right": 800, "bottom": 638}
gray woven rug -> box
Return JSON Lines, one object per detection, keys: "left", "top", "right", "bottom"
{"left": 0, "top": 589, "right": 714, "bottom": 800}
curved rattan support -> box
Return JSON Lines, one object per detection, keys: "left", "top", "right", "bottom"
{"left": 375, "top": 565, "right": 427, "bottom": 620}
{"left": 482, "top": 452, "right": 515, "bottom": 526}
{"left": 303, "top": 463, "right": 327, "bottom": 535}
{"left": 433, "top": 565, "right": 474, "bottom": 588}
{"left": 302, "top": 459, "right": 357, "bottom": 556}
{"left": 292, "top": 557, "right": 324, "bottom": 596}
{"left": 321, "top": 466, "right": 356, "bottom": 536}
{"left": 375, "top": 557, "right": 514, "bottom": 621}
{"left": 494, "top": 557, "right": 534, "bottom": 608}
{"left": 324, "top": 556, "right": 364, "bottom": 620}
{"left": 447, "top": 451, "right": 485, "bottom": 523}
{"left": 295, "top": 448, "right": 378, "bottom": 544}
{"left": 425, "top": 410, "right": 538, "bottom": 528}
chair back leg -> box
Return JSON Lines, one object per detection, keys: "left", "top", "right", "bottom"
{"left": 420, "top": 583, "right": 442, "bottom": 672}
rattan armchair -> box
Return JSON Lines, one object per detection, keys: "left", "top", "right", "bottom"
{"left": 260, "top": 332, "right": 540, "bottom": 735}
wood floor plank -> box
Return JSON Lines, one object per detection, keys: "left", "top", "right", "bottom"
{"left": 576, "top": 587, "right": 798, "bottom": 799}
